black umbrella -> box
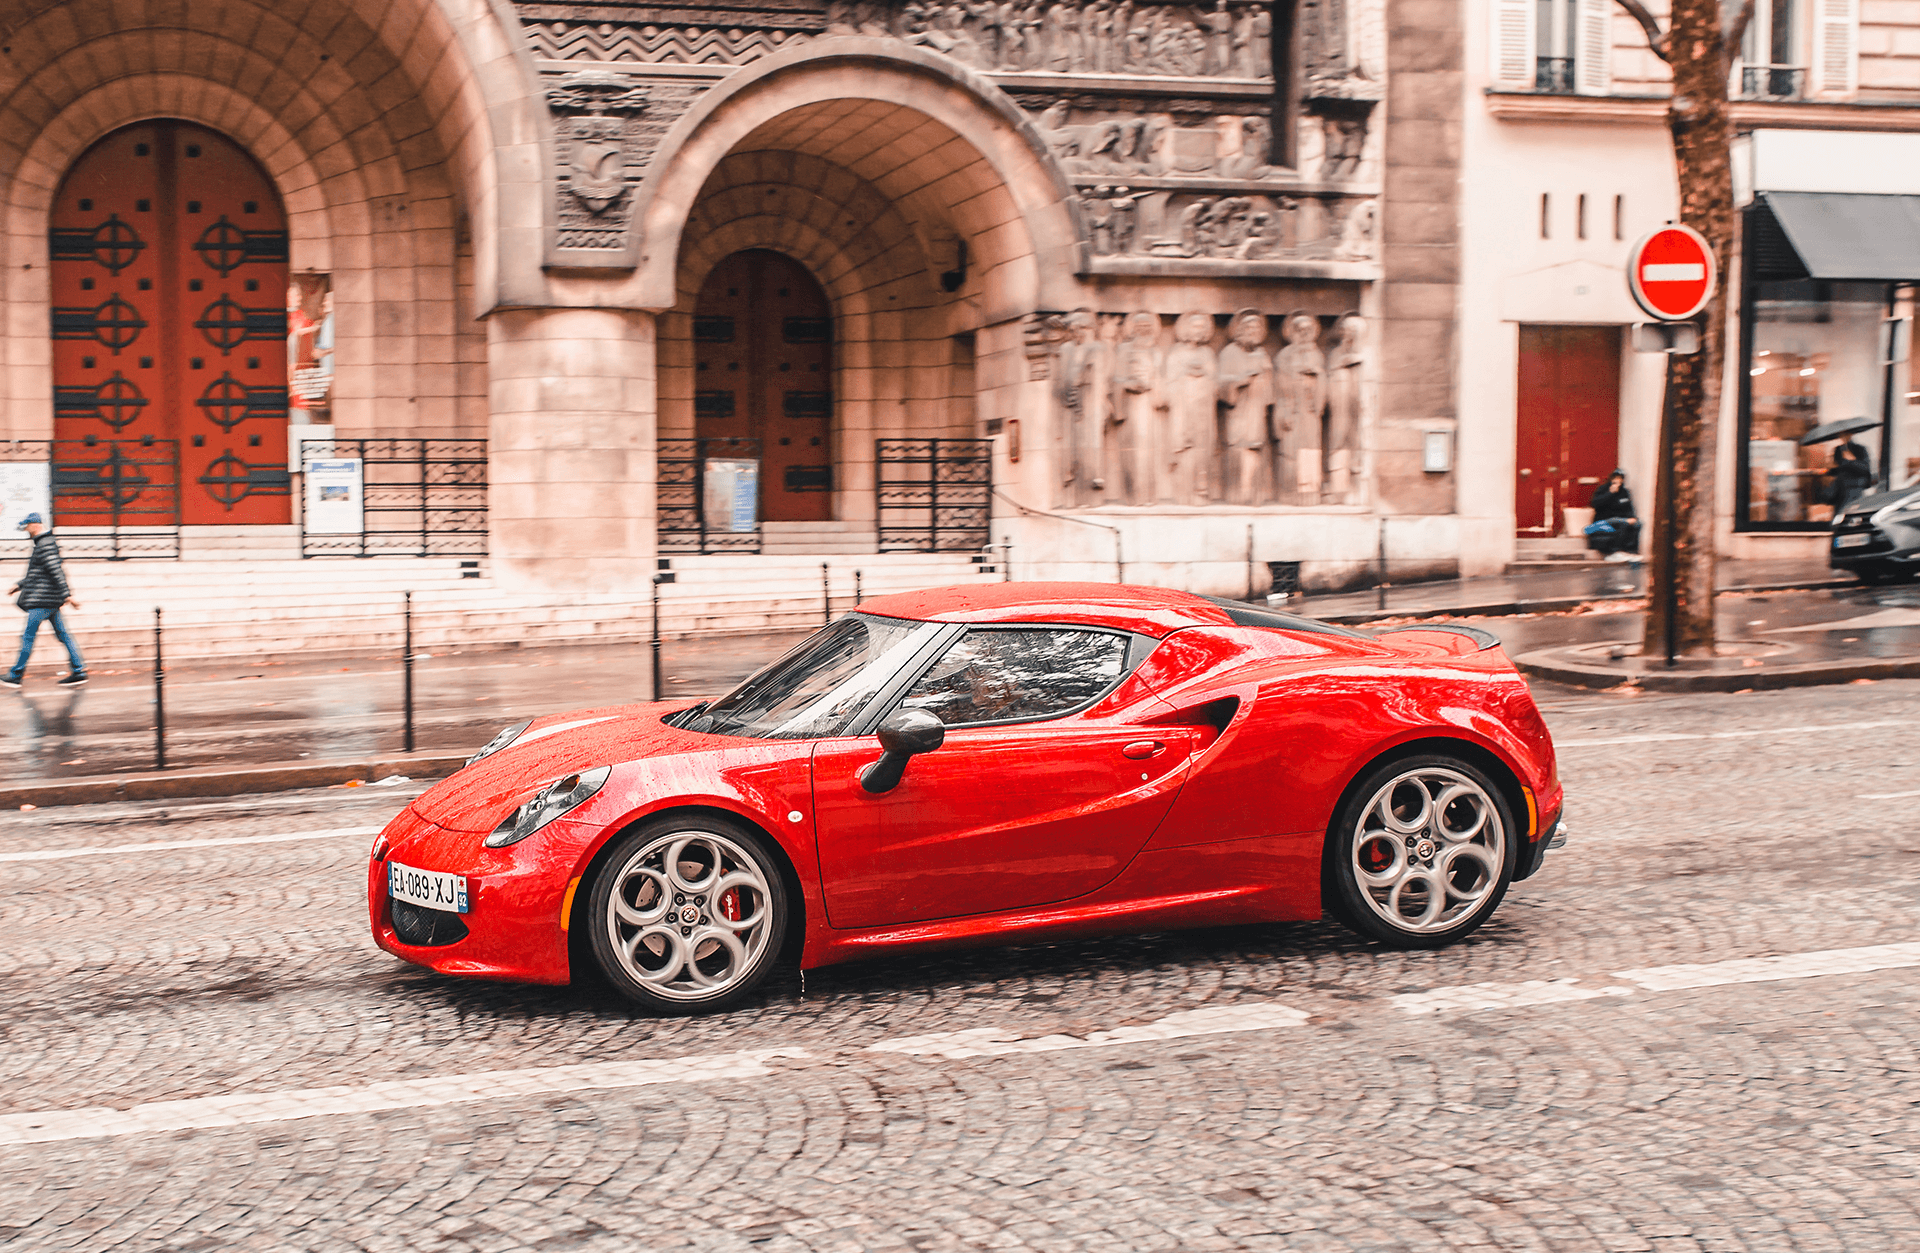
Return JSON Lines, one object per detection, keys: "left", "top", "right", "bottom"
{"left": 1799, "top": 416, "right": 1880, "bottom": 446}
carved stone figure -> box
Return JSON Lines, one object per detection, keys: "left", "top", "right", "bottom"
{"left": 1215, "top": 309, "right": 1273, "bottom": 504}
{"left": 1161, "top": 311, "right": 1218, "bottom": 502}
{"left": 1273, "top": 311, "right": 1326, "bottom": 501}
{"left": 1322, "top": 115, "right": 1369, "bottom": 178}
{"left": 1055, "top": 307, "right": 1113, "bottom": 505}
{"left": 1334, "top": 199, "right": 1376, "bottom": 261}
{"left": 1110, "top": 194, "right": 1137, "bottom": 253}
{"left": 1111, "top": 311, "right": 1162, "bottom": 503}
{"left": 1324, "top": 312, "right": 1365, "bottom": 499}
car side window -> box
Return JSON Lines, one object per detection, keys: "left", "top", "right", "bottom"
{"left": 895, "top": 627, "right": 1131, "bottom": 727}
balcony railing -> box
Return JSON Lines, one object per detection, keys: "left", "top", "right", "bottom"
{"left": 1738, "top": 64, "right": 1805, "bottom": 99}
{"left": 1534, "top": 57, "right": 1575, "bottom": 93}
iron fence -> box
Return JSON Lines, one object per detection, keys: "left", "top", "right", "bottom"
{"left": 299, "top": 439, "right": 488, "bottom": 557}
{"left": 875, "top": 438, "right": 992, "bottom": 553}
{"left": 0, "top": 439, "right": 181, "bottom": 558}
{"left": 657, "top": 437, "right": 764, "bottom": 554}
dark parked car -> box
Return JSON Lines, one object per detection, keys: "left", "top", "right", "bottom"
{"left": 1830, "top": 481, "right": 1920, "bottom": 584}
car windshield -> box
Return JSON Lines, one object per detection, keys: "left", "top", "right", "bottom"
{"left": 674, "top": 613, "right": 942, "bottom": 740}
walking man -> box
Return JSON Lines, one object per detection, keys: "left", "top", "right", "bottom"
{"left": 3, "top": 513, "right": 86, "bottom": 688}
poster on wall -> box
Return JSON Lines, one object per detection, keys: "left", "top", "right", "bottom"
{"left": 0, "top": 462, "right": 51, "bottom": 533}
{"left": 304, "top": 458, "right": 364, "bottom": 534}
{"left": 703, "top": 459, "right": 759, "bottom": 533}
{"left": 288, "top": 273, "right": 334, "bottom": 424}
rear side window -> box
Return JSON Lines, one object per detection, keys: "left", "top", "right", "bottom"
{"left": 896, "top": 627, "right": 1130, "bottom": 727}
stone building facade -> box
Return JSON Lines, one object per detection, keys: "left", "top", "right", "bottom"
{"left": 0, "top": 0, "right": 1471, "bottom": 593}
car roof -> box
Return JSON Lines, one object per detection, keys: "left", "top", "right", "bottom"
{"left": 855, "top": 582, "right": 1363, "bottom": 639}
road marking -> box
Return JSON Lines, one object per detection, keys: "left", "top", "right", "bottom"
{"left": 1859, "top": 788, "right": 1920, "bottom": 800}
{"left": 867, "top": 1002, "right": 1310, "bottom": 1059}
{"left": 1396, "top": 942, "right": 1920, "bottom": 1015}
{"left": 1615, "top": 941, "right": 1920, "bottom": 991}
{"left": 1556, "top": 718, "right": 1918, "bottom": 749}
{"left": 1392, "top": 978, "right": 1632, "bottom": 1015}
{"left": 0, "top": 826, "right": 382, "bottom": 863}
{"left": 0, "top": 1049, "right": 807, "bottom": 1146}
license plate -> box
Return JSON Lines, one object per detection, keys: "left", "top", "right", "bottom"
{"left": 1835, "top": 533, "right": 1874, "bottom": 548}
{"left": 388, "top": 861, "right": 469, "bottom": 913}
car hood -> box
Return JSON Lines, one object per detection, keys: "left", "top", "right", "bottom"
{"left": 411, "top": 703, "right": 711, "bottom": 832}
{"left": 1842, "top": 483, "right": 1920, "bottom": 516}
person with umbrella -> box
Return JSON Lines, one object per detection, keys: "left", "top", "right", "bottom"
{"left": 1798, "top": 416, "right": 1879, "bottom": 511}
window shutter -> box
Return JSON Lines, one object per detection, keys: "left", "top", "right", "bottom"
{"left": 1574, "top": 0, "right": 1613, "bottom": 94}
{"left": 1813, "top": 0, "right": 1859, "bottom": 95}
{"left": 1491, "top": 0, "right": 1538, "bottom": 89}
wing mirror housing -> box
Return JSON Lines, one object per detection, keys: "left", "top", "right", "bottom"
{"left": 859, "top": 708, "right": 946, "bottom": 794}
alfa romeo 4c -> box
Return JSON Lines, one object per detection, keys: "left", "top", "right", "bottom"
{"left": 371, "top": 583, "right": 1565, "bottom": 1013}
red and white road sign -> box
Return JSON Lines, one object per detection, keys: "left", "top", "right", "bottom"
{"left": 1627, "top": 225, "right": 1716, "bottom": 321}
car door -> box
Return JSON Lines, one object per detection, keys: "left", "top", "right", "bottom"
{"left": 811, "top": 625, "right": 1200, "bottom": 930}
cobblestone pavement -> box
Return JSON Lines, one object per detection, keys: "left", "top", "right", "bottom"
{"left": 1, "top": 678, "right": 1917, "bottom": 1251}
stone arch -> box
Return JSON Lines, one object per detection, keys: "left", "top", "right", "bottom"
{"left": 0, "top": 0, "right": 547, "bottom": 439}
{"left": 633, "top": 37, "right": 1085, "bottom": 320}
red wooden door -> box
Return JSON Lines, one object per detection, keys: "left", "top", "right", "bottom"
{"left": 693, "top": 250, "right": 833, "bottom": 523}
{"left": 1514, "top": 325, "right": 1621, "bottom": 535}
{"left": 51, "top": 121, "right": 290, "bottom": 526}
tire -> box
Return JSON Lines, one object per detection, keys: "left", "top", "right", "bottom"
{"left": 1323, "top": 754, "right": 1517, "bottom": 949}
{"left": 586, "top": 814, "right": 789, "bottom": 1014}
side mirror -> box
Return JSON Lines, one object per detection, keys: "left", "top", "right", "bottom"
{"left": 859, "top": 708, "right": 946, "bottom": 794}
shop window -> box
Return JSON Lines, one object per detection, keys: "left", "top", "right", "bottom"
{"left": 1742, "top": 279, "right": 1888, "bottom": 526}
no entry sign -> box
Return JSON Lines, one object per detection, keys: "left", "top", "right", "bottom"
{"left": 1628, "top": 225, "right": 1716, "bottom": 321}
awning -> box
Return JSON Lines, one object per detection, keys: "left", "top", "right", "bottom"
{"left": 1761, "top": 191, "right": 1920, "bottom": 280}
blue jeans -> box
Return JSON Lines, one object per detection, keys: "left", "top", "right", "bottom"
{"left": 11, "top": 607, "right": 84, "bottom": 681}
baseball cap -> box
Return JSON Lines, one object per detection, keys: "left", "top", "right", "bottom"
{"left": 16, "top": 512, "right": 44, "bottom": 529}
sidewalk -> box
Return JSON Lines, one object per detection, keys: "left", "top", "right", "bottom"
{"left": 1290, "top": 556, "right": 1848, "bottom": 623}
{"left": 1, "top": 558, "right": 1907, "bottom": 805}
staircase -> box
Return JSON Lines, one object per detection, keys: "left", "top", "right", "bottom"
{"left": 1507, "top": 536, "right": 1605, "bottom": 572}
{"left": 43, "top": 550, "right": 1003, "bottom": 665}
{"left": 759, "top": 520, "right": 877, "bottom": 555}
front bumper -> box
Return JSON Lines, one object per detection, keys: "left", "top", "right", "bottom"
{"left": 1829, "top": 516, "right": 1920, "bottom": 572}
{"left": 368, "top": 808, "right": 574, "bottom": 985}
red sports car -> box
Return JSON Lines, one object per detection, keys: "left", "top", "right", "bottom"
{"left": 370, "top": 583, "right": 1565, "bottom": 1014}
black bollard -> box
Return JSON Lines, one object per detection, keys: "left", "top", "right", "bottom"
{"left": 854, "top": 568, "right": 862, "bottom": 607}
{"left": 403, "top": 591, "right": 415, "bottom": 754}
{"left": 651, "top": 574, "right": 663, "bottom": 702}
{"left": 153, "top": 607, "right": 165, "bottom": 771}
{"left": 821, "top": 562, "right": 831, "bottom": 624}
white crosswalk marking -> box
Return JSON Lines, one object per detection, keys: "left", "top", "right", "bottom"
{"left": 1614, "top": 941, "right": 1920, "bottom": 991}
{"left": 867, "top": 1003, "right": 1311, "bottom": 1059}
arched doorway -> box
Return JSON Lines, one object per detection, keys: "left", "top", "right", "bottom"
{"left": 51, "top": 121, "right": 291, "bottom": 526}
{"left": 693, "top": 250, "right": 833, "bottom": 523}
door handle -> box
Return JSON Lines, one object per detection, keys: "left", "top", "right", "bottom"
{"left": 1122, "top": 740, "right": 1165, "bottom": 759}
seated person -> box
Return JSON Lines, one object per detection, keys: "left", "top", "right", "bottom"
{"left": 1584, "top": 469, "right": 1640, "bottom": 562}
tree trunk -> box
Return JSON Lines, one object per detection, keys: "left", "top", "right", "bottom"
{"left": 1642, "top": 0, "right": 1734, "bottom": 661}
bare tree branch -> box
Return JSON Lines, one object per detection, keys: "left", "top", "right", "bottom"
{"left": 1613, "top": 0, "right": 1670, "bottom": 61}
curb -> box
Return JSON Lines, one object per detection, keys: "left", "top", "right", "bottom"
{"left": 0, "top": 754, "right": 468, "bottom": 810}
{"left": 1311, "top": 577, "right": 1856, "bottom": 626}
{"left": 1514, "top": 651, "right": 1920, "bottom": 692}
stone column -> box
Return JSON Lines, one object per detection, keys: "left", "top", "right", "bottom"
{"left": 487, "top": 308, "right": 658, "bottom": 591}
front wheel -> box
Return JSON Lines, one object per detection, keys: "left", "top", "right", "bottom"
{"left": 586, "top": 815, "right": 789, "bottom": 1014}
{"left": 1324, "top": 755, "right": 1516, "bottom": 948}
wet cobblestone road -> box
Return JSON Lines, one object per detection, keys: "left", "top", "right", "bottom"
{"left": 1, "top": 678, "right": 1917, "bottom": 1252}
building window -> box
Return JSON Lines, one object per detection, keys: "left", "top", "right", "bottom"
{"left": 1535, "top": 0, "right": 1576, "bottom": 91}
{"left": 1740, "top": 279, "right": 1889, "bottom": 526}
{"left": 1738, "top": 0, "right": 1805, "bottom": 98}
{"left": 1576, "top": 193, "right": 1587, "bottom": 240}
{"left": 1540, "top": 193, "right": 1551, "bottom": 239}
{"left": 1494, "top": 0, "right": 1610, "bottom": 93}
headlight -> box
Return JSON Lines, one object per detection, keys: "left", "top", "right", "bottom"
{"left": 484, "top": 766, "right": 611, "bottom": 848}
{"left": 467, "top": 718, "right": 534, "bottom": 767}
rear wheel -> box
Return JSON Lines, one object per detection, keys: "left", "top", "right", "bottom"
{"left": 1324, "top": 755, "right": 1516, "bottom": 948}
{"left": 586, "top": 815, "right": 788, "bottom": 1014}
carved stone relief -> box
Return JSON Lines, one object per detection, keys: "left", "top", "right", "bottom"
{"left": 1078, "top": 189, "right": 1375, "bottom": 262}
{"left": 1037, "top": 307, "right": 1369, "bottom": 508}
{"left": 824, "top": 0, "right": 1274, "bottom": 77}
{"left": 524, "top": 19, "right": 817, "bottom": 65}
{"left": 545, "top": 69, "right": 653, "bottom": 253}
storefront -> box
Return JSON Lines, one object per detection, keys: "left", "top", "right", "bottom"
{"left": 1735, "top": 133, "right": 1920, "bottom": 534}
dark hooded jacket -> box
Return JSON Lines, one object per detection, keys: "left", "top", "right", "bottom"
{"left": 15, "top": 532, "right": 73, "bottom": 610}
{"left": 1589, "top": 471, "right": 1636, "bottom": 522}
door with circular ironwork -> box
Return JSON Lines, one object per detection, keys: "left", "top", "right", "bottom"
{"left": 51, "top": 121, "right": 291, "bottom": 526}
